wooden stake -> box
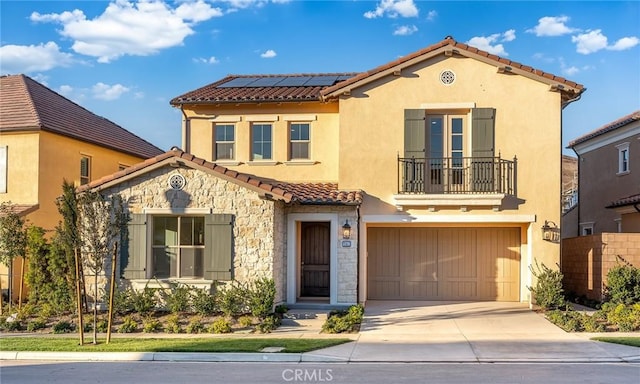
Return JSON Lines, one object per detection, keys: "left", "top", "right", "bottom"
{"left": 106, "top": 243, "right": 118, "bottom": 344}
{"left": 74, "top": 248, "right": 84, "bottom": 346}
{"left": 18, "top": 256, "right": 25, "bottom": 310}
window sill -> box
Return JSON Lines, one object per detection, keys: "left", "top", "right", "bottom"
{"left": 214, "top": 160, "right": 242, "bottom": 166}
{"left": 128, "top": 279, "right": 214, "bottom": 291}
{"left": 616, "top": 170, "right": 630, "bottom": 176}
{"left": 247, "top": 161, "right": 279, "bottom": 166}
{"left": 284, "top": 160, "right": 317, "bottom": 166}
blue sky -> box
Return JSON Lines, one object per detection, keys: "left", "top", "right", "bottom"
{"left": 1, "top": 1, "right": 639, "bottom": 154}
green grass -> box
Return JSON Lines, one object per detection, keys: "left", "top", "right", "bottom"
{"left": 592, "top": 337, "right": 640, "bottom": 348}
{"left": 0, "top": 337, "right": 351, "bottom": 353}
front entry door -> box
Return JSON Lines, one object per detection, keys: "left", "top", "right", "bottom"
{"left": 300, "top": 222, "right": 330, "bottom": 297}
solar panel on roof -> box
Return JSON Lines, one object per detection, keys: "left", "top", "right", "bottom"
{"left": 218, "top": 77, "right": 260, "bottom": 88}
{"left": 303, "top": 75, "right": 340, "bottom": 86}
{"left": 277, "top": 76, "right": 312, "bottom": 86}
{"left": 249, "top": 77, "right": 287, "bottom": 87}
{"left": 337, "top": 75, "right": 355, "bottom": 81}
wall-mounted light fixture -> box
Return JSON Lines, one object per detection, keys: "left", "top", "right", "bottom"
{"left": 342, "top": 220, "right": 352, "bottom": 240}
{"left": 541, "top": 220, "right": 560, "bottom": 243}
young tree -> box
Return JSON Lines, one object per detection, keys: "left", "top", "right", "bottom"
{"left": 77, "top": 191, "right": 123, "bottom": 344}
{"left": 0, "top": 202, "right": 27, "bottom": 312}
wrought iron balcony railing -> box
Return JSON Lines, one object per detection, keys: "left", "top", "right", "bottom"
{"left": 398, "top": 156, "right": 517, "bottom": 195}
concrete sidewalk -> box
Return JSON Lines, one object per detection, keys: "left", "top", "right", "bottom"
{"left": 1, "top": 303, "right": 639, "bottom": 363}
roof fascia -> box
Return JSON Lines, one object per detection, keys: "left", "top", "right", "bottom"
{"left": 571, "top": 123, "right": 640, "bottom": 155}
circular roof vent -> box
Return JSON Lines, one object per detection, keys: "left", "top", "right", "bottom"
{"left": 440, "top": 70, "right": 456, "bottom": 85}
{"left": 168, "top": 173, "right": 186, "bottom": 190}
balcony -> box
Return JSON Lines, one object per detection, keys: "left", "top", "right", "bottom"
{"left": 395, "top": 156, "right": 517, "bottom": 210}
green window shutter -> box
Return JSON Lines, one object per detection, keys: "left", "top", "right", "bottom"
{"left": 121, "top": 214, "right": 146, "bottom": 279}
{"left": 404, "top": 109, "right": 426, "bottom": 158}
{"left": 471, "top": 108, "right": 496, "bottom": 192}
{"left": 204, "top": 214, "right": 233, "bottom": 281}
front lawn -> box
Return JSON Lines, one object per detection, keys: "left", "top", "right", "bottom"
{"left": 0, "top": 337, "right": 351, "bottom": 353}
{"left": 592, "top": 337, "right": 640, "bottom": 348}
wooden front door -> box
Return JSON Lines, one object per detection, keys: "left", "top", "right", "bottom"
{"left": 300, "top": 222, "right": 331, "bottom": 297}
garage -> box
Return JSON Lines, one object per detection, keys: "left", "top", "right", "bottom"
{"left": 367, "top": 227, "right": 521, "bottom": 301}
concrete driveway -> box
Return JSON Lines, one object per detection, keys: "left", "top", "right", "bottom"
{"left": 311, "top": 301, "right": 640, "bottom": 363}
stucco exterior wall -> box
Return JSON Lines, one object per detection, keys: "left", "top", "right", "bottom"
{"left": 562, "top": 233, "right": 640, "bottom": 301}
{"left": 0, "top": 132, "right": 39, "bottom": 206}
{"left": 96, "top": 165, "right": 286, "bottom": 303}
{"left": 182, "top": 102, "right": 340, "bottom": 183}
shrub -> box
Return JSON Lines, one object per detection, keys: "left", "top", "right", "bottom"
{"left": 322, "top": 304, "right": 364, "bottom": 334}
{"left": 602, "top": 302, "right": 640, "bottom": 332}
{"left": 162, "top": 283, "right": 191, "bottom": 313}
{"left": 217, "top": 282, "right": 248, "bottom": 317}
{"left": 604, "top": 265, "right": 640, "bottom": 305}
{"left": 274, "top": 304, "right": 288, "bottom": 315}
{"left": 111, "top": 288, "right": 133, "bottom": 315}
{"left": 142, "top": 317, "right": 162, "bottom": 333}
{"left": 248, "top": 278, "right": 276, "bottom": 319}
{"left": 26, "top": 318, "right": 47, "bottom": 332}
{"left": 208, "top": 318, "right": 232, "bottom": 334}
{"left": 191, "top": 289, "right": 217, "bottom": 316}
{"left": 118, "top": 316, "right": 138, "bottom": 333}
{"left": 256, "top": 314, "right": 281, "bottom": 333}
{"left": 238, "top": 315, "right": 254, "bottom": 328}
{"left": 165, "top": 314, "right": 182, "bottom": 334}
{"left": 5, "top": 319, "right": 22, "bottom": 332}
{"left": 96, "top": 318, "right": 109, "bottom": 333}
{"left": 130, "top": 287, "right": 156, "bottom": 314}
{"left": 186, "top": 316, "right": 205, "bottom": 334}
{"left": 545, "top": 310, "right": 584, "bottom": 332}
{"left": 529, "top": 260, "right": 566, "bottom": 310}
{"left": 52, "top": 320, "right": 74, "bottom": 334}
{"left": 581, "top": 314, "right": 606, "bottom": 333}
{"left": 17, "top": 303, "right": 37, "bottom": 321}
{"left": 37, "top": 303, "right": 56, "bottom": 319}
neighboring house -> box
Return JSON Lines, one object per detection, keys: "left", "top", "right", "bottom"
{"left": 83, "top": 37, "right": 585, "bottom": 307}
{"left": 567, "top": 110, "right": 640, "bottom": 235}
{"left": 0, "top": 74, "right": 164, "bottom": 297}
{"left": 561, "top": 155, "right": 579, "bottom": 239}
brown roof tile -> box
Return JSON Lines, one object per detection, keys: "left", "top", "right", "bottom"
{"left": 0, "top": 203, "right": 39, "bottom": 217}
{"left": 606, "top": 193, "right": 640, "bottom": 209}
{"left": 79, "top": 149, "right": 362, "bottom": 206}
{"left": 0, "top": 74, "right": 164, "bottom": 159}
{"left": 320, "top": 37, "right": 585, "bottom": 99}
{"left": 568, "top": 110, "right": 640, "bottom": 148}
{"left": 170, "top": 73, "right": 358, "bottom": 105}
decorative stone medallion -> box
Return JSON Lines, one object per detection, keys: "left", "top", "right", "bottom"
{"left": 440, "top": 70, "right": 456, "bottom": 85}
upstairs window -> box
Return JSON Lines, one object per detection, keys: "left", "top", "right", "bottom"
{"left": 616, "top": 142, "right": 630, "bottom": 174}
{"left": 289, "top": 123, "right": 310, "bottom": 160}
{"left": 215, "top": 124, "right": 235, "bottom": 160}
{"left": 80, "top": 156, "right": 91, "bottom": 185}
{"left": 251, "top": 123, "right": 272, "bottom": 160}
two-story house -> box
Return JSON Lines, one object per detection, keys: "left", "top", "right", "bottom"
{"left": 81, "top": 37, "right": 584, "bottom": 307}
{"left": 567, "top": 110, "right": 640, "bottom": 234}
{"left": 0, "top": 74, "right": 164, "bottom": 297}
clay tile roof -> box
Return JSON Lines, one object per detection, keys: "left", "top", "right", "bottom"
{"left": 568, "top": 110, "right": 640, "bottom": 148}
{"left": 320, "top": 36, "right": 585, "bottom": 100}
{"left": 0, "top": 74, "right": 164, "bottom": 159}
{"left": 274, "top": 183, "right": 363, "bottom": 205}
{"left": 606, "top": 193, "right": 640, "bottom": 209}
{"left": 170, "top": 73, "right": 358, "bottom": 105}
{"left": 0, "top": 203, "right": 39, "bottom": 217}
{"left": 78, "top": 149, "right": 362, "bottom": 206}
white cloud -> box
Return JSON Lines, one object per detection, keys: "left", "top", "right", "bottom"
{"left": 30, "top": 0, "right": 223, "bottom": 63}
{"left": 572, "top": 30, "right": 608, "bottom": 54}
{"left": 134, "top": 91, "right": 145, "bottom": 99}
{"left": 532, "top": 52, "right": 555, "bottom": 63}
{"left": 92, "top": 82, "right": 130, "bottom": 101}
{"left": 364, "top": 0, "right": 418, "bottom": 19}
{"left": 426, "top": 10, "right": 437, "bottom": 21}
{"left": 562, "top": 66, "right": 579, "bottom": 76}
{"left": 260, "top": 49, "right": 277, "bottom": 58}
{"left": 393, "top": 25, "right": 418, "bottom": 36}
{"left": 0, "top": 42, "right": 73, "bottom": 74}
{"left": 194, "top": 56, "right": 220, "bottom": 64}
{"left": 502, "top": 29, "right": 516, "bottom": 42}
{"left": 608, "top": 36, "right": 640, "bottom": 51}
{"left": 466, "top": 31, "right": 515, "bottom": 56}
{"left": 527, "top": 16, "right": 576, "bottom": 37}
{"left": 58, "top": 85, "right": 74, "bottom": 96}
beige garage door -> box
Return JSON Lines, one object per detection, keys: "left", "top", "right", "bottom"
{"left": 367, "top": 227, "right": 520, "bottom": 301}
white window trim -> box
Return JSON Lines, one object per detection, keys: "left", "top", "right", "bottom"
{"left": 614, "top": 218, "right": 622, "bottom": 233}
{"left": 289, "top": 122, "right": 311, "bottom": 161}
{"left": 282, "top": 114, "right": 316, "bottom": 121}
{"left": 616, "top": 142, "right": 630, "bottom": 175}
{"left": 251, "top": 122, "right": 274, "bottom": 161}
{"left": 80, "top": 155, "right": 91, "bottom": 185}
{"left": 580, "top": 222, "right": 594, "bottom": 236}
{"left": 214, "top": 123, "right": 236, "bottom": 161}
{"left": 144, "top": 208, "right": 212, "bottom": 214}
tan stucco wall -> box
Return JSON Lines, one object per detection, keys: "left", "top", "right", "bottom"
{"left": 621, "top": 212, "right": 640, "bottom": 232}
{"left": 0, "top": 132, "right": 39, "bottom": 206}
{"left": 576, "top": 132, "right": 640, "bottom": 234}
{"left": 181, "top": 102, "right": 340, "bottom": 182}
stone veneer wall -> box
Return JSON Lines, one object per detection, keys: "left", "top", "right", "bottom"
{"left": 561, "top": 233, "right": 640, "bottom": 301}
{"left": 91, "top": 165, "right": 284, "bottom": 303}
{"left": 285, "top": 205, "right": 359, "bottom": 304}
